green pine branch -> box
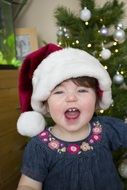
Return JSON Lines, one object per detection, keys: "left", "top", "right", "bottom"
{"left": 54, "top": 0, "right": 127, "bottom": 119}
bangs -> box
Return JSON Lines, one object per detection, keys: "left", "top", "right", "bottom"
{"left": 72, "top": 76, "right": 98, "bottom": 89}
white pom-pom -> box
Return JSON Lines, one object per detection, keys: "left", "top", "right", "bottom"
{"left": 17, "top": 111, "right": 46, "bottom": 137}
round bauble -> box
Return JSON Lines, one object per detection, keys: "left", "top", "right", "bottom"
{"left": 113, "top": 28, "right": 126, "bottom": 43}
{"left": 118, "top": 159, "right": 127, "bottom": 178}
{"left": 57, "top": 30, "right": 64, "bottom": 36}
{"left": 100, "top": 25, "right": 109, "bottom": 36}
{"left": 57, "top": 27, "right": 64, "bottom": 36}
{"left": 113, "top": 73, "right": 124, "bottom": 85}
{"left": 117, "top": 23, "right": 124, "bottom": 29}
{"left": 100, "top": 48, "right": 111, "bottom": 60}
{"left": 80, "top": 7, "right": 91, "bottom": 22}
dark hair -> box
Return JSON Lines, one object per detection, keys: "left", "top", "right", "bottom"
{"left": 72, "top": 76, "right": 98, "bottom": 90}
{"left": 71, "top": 76, "right": 101, "bottom": 104}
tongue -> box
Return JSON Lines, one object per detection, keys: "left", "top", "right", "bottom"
{"left": 65, "top": 110, "right": 80, "bottom": 119}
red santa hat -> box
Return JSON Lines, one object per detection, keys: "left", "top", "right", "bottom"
{"left": 17, "top": 43, "right": 113, "bottom": 137}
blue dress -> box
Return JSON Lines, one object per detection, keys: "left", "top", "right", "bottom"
{"left": 21, "top": 116, "right": 127, "bottom": 190}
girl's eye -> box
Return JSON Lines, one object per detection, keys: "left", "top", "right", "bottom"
{"left": 53, "top": 90, "right": 64, "bottom": 94}
{"left": 78, "top": 88, "right": 88, "bottom": 93}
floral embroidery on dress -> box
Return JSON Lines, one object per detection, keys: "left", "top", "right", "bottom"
{"left": 80, "top": 142, "right": 93, "bottom": 151}
{"left": 48, "top": 140, "right": 60, "bottom": 150}
{"left": 67, "top": 144, "right": 80, "bottom": 154}
{"left": 38, "top": 121, "right": 102, "bottom": 154}
{"left": 88, "top": 121, "right": 102, "bottom": 144}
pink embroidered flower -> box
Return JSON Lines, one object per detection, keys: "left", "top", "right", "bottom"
{"left": 92, "top": 126, "right": 102, "bottom": 134}
{"left": 67, "top": 144, "right": 80, "bottom": 154}
{"left": 92, "top": 134, "right": 101, "bottom": 141}
{"left": 42, "top": 138, "right": 48, "bottom": 142}
{"left": 39, "top": 131, "right": 49, "bottom": 142}
{"left": 48, "top": 140, "right": 60, "bottom": 150}
{"left": 39, "top": 131, "right": 49, "bottom": 138}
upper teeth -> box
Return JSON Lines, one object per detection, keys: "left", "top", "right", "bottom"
{"left": 68, "top": 108, "right": 77, "bottom": 112}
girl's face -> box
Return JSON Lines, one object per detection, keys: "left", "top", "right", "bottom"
{"left": 47, "top": 79, "right": 96, "bottom": 133}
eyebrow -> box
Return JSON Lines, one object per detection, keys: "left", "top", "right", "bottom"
{"left": 54, "top": 83, "right": 64, "bottom": 89}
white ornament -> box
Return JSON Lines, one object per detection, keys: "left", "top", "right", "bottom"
{"left": 80, "top": 7, "right": 91, "bottom": 21}
{"left": 118, "top": 159, "right": 127, "bottom": 178}
{"left": 113, "top": 73, "right": 124, "bottom": 85}
{"left": 100, "top": 25, "right": 109, "bottom": 36}
{"left": 57, "top": 27, "right": 64, "bottom": 36}
{"left": 57, "top": 30, "right": 63, "bottom": 36}
{"left": 113, "top": 27, "right": 126, "bottom": 43}
{"left": 64, "top": 32, "right": 70, "bottom": 38}
{"left": 57, "top": 27, "right": 70, "bottom": 38}
{"left": 100, "top": 48, "right": 111, "bottom": 60}
{"left": 117, "top": 23, "right": 124, "bottom": 29}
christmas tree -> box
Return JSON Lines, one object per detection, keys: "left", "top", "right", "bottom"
{"left": 54, "top": 0, "right": 127, "bottom": 119}
{"left": 54, "top": 0, "right": 127, "bottom": 188}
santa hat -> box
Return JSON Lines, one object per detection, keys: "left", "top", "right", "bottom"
{"left": 17, "top": 43, "right": 113, "bottom": 137}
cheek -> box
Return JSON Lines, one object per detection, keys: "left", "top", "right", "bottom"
{"left": 81, "top": 93, "right": 96, "bottom": 109}
{"left": 47, "top": 98, "right": 61, "bottom": 114}
{"left": 47, "top": 101, "right": 63, "bottom": 123}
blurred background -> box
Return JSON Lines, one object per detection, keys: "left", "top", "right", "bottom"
{"left": 0, "top": 0, "right": 127, "bottom": 189}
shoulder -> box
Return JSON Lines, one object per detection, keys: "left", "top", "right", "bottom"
{"left": 94, "top": 115, "right": 126, "bottom": 128}
{"left": 24, "top": 133, "right": 48, "bottom": 155}
{"left": 91, "top": 115, "right": 127, "bottom": 138}
{"left": 25, "top": 128, "right": 59, "bottom": 156}
{"left": 26, "top": 135, "right": 43, "bottom": 147}
{"left": 93, "top": 115, "right": 127, "bottom": 141}
{"left": 23, "top": 132, "right": 52, "bottom": 165}
{"left": 92, "top": 116, "right": 127, "bottom": 150}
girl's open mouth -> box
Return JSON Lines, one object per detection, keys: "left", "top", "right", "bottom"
{"left": 64, "top": 108, "right": 80, "bottom": 120}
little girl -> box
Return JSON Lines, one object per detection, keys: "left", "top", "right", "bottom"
{"left": 17, "top": 44, "right": 127, "bottom": 190}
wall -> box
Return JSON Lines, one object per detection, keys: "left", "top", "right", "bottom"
{"left": 15, "top": 0, "right": 80, "bottom": 45}
{"left": 15, "top": 0, "right": 127, "bottom": 46}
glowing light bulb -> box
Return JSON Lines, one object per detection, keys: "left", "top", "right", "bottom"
{"left": 76, "top": 40, "right": 79, "bottom": 44}
{"left": 87, "top": 43, "right": 92, "bottom": 47}
{"left": 113, "top": 42, "right": 117, "bottom": 46}
{"left": 58, "top": 41, "right": 62, "bottom": 45}
{"left": 115, "top": 49, "right": 118, "bottom": 53}
{"left": 85, "top": 22, "right": 89, "bottom": 25}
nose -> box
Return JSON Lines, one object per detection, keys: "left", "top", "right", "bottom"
{"left": 65, "top": 92, "right": 77, "bottom": 102}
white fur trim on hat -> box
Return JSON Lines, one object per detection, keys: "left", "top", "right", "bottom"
{"left": 31, "top": 48, "right": 113, "bottom": 114}
{"left": 17, "top": 111, "right": 46, "bottom": 137}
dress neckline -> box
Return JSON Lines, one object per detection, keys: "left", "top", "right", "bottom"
{"left": 38, "top": 120, "right": 103, "bottom": 155}
{"left": 47, "top": 123, "right": 91, "bottom": 144}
